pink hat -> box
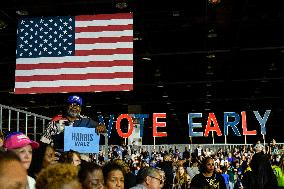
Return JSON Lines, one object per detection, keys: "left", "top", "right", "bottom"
{"left": 4, "top": 132, "right": 39, "bottom": 149}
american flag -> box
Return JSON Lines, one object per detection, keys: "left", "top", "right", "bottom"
{"left": 15, "top": 13, "right": 133, "bottom": 94}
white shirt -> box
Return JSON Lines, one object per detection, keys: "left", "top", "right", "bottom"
{"left": 27, "top": 176, "right": 36, "bottom": 189}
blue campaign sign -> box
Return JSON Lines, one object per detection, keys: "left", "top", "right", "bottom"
{"left": 64, "top": 127, "right": 100, "bottom": 153}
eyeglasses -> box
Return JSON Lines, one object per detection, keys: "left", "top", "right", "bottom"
{"left": 148, "top": 176, "right": 163, "bottom": 184}
{"left": 68, "top": 103, "right": 81, "bottom": 108}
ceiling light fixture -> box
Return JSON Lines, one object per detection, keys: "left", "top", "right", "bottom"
{"left": 142, "top": 57, "right": 151, "bottom": 61}
{"left": 16, "top": 10, "right": 29, "bottom": 16}
{"left": 154, "top": 69, "right": 161, "bottom": 77}
{"left": 133, "top": 36, "right": 143, "bottom": 41}
{"left": 173, "top": 11, "right": 180, "bottom": 17}
{"left": 0, "top": 20, "right": 7, "bottom": 30}
{"left": 269, "top": 62, "right": 277, "bottom": 71}
{"left": 162, "top": 92, "right": 169, "bottom": 98}
{"left": 206, "top": 65, "right": 214, "bottom": 75}
{"left": 142, "top": 51, "right": 151, "bottom": 61}
{"left": 206, "top": 53, "right": 215, "bottom": 59}
{"left": 206, "top": 93, "right": 212, "bottom": 97}
{"left": 209, "top": 0, "right": 221, "bottom": 5}
{"left": 134, "top": 32, "right": 143, "bottom": 41}
{"left": 115, "top": 0, "right": 128, "bottom": 9}
{"left": 207, "top": 29, "right": 218, "bottom": 38}
{"left": 206, "top": 70, "right": 214, "bottom": 76}
{"left": 260, "top": 79, "right": 268, "bottom": 83}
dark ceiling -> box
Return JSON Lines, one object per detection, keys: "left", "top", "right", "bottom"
{"left": 1, "top": 0, "right": 284, "bottom": 144}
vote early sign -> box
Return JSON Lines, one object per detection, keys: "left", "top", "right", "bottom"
{"left": 64, "top": 127, "right": 100, "bottom": 153}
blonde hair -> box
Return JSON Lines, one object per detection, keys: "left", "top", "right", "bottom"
{"left": 35, "top": 163, "right": 81, "bottom": 189}
{"left": 0, "top": 131, "right": 4, "bottom": 140}
{"left": 174, "top": 166, "right": 190, "bottom": 189}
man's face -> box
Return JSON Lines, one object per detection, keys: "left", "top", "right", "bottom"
{"left": 146, "top": 172, "right": 163, "bottom": 189}
{"left": 67, "top": 103, "right": 81, "bottom": 118}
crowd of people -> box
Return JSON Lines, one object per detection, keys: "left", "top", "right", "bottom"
{"left": 0, "top": 95, "right": 283, "bottom": 189}
{"left": 0, "top": 130, "right": 283, "bottom": 189}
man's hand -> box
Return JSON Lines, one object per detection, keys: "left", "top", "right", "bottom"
{"left": 96, "top": 123, "right": 106, "bottom": 134}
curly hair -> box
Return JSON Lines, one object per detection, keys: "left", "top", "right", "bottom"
{"left": 35, "top": 163, "right": 82, "bottom": 189}
{"left": 59, "top": 150, "right": 81, "bottom": 164}
{"left": 0, "top": 151, "right": 21, "bottom": 169}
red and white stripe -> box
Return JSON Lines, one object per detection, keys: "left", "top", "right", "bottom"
{"left": 15, "top": 13, "right": 133, "bottom": 94}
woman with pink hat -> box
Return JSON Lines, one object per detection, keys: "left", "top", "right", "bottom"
{"left": 4, "top": 131, "right": 40, "bottom": 189}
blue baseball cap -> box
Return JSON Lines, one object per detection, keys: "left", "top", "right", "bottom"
{"left": 67, "top": 95, "right": 83, "bottom": 106}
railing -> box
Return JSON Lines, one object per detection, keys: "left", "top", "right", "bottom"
{"left": 1, "top": 104, "right": 283, "bottom": 156}
{"left": 0, "top": 104, "right": 51, "bottom": 141}
{"left": 100, "top": 144, "right": 252, "bottom": 154}
{"left": 100, "top": 143, "right": 284, "bottom": 156}
{"left": 142, "top": 144, "right": 254, "bottom": 154}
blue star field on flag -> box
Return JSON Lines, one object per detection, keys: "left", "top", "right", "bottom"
{"left": 16, "top": 16, "right": 75, "bottom": 58}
